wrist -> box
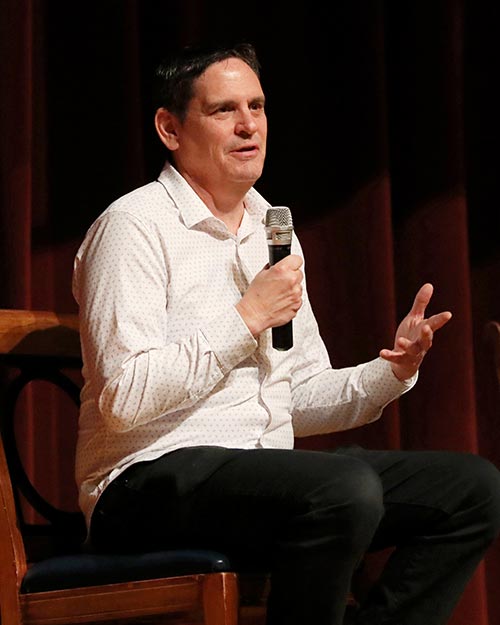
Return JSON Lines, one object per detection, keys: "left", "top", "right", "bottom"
{"left": 235, "top": 301, "right": 266, "bottom": 338}
{"left": 390, "top": 362, "right": 415, "bottom": 382}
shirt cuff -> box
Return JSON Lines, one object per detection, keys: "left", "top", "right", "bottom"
{"left": 361, "top": 357, "right": 418, "bottom": 409}
{"left": 200, "top": 305, "right": 257, "bottom": 374}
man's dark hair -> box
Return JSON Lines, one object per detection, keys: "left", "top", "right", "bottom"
{"left": 153, "top": 42, "right": 261, "bottom": 121}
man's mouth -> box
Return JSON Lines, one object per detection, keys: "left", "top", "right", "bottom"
{"left": 232, "top": 144, "right": 259, "bottom": 155}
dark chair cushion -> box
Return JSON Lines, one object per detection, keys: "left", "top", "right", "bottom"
{"left": 21, "top": 549, "right": 233, "bottom": 593}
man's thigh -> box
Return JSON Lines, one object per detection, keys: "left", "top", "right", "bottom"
{"left": 332, "top": 446, "right": 489, "bottom": 550}
{"left": 92, "top": 445, "right": 382, "bottom": 555}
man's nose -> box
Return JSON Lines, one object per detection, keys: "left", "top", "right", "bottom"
{"left": 235, "top": 108, "right": 258, "bottom": 135}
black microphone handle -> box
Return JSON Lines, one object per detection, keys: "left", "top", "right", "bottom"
{"left": 268, "top": 243, "right": 293, "bottom": 351}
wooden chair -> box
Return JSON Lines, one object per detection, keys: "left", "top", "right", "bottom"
{"left": 0, "top": 309, "right": 269, "bottom": 625}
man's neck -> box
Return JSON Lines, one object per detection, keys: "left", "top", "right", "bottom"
{"left": 181, "top": 171, "right": 250, "bottom": 235}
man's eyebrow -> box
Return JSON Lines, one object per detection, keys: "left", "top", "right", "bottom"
{"left": 204, "top": 95, "right": 266, "bottom": 112}
{"left": 251, "top": 96, "right": 266, "bottom": 106}
{"left": 204, "top": 98, "right": 237, "bottom": 111}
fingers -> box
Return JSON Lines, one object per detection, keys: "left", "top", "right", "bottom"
{"left": 397, "top": 332, "right": 430, "bottom": 355}
{"left": 381, "top": 316, "right": 448, "bottom": 380}
{"left": 381, "top": 335, "right": 429, "bottom": 361}
{"left": 381, "top": 322, "right": 433, "bottom": 361}
{"left": 237, "top": 254, "right": 304, "bottom": 337}
{"left": 408, "top": 284, "right": 452, "bottom": 332}
{"left": 379, "top": 347, "right": 399, "bottom": 361}
{"left": 269, "top": 255, "right": 304, "bottom": 307}
{"left": 383, "top": 285, "right": 452, "bottom": 380}
{"left": 427, "top": 310, "right": 453, "bottom": 331}
{"left": 273, "top": 254, "right": 303, "bottom": 271}
{"left": 409, "top": 283, "right": 434, "bottom": 318}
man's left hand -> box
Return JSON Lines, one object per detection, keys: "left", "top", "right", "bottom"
{"left": 379, "top": 283, "right": 452, "bottom": 381}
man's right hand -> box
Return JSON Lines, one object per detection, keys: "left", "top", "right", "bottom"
{"left": 236, "top": 254, "right": 303, "bottom": 338}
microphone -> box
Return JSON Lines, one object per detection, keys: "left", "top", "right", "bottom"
{"left": 265, "top": 206, "right": 294, "bottom": 351}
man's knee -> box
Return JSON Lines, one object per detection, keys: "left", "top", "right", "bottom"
{"left": 309, "top": 461, "right": 384, "bottom": 552}
{"left": 427, "top": 452, "right": 500, "bottom": 544}
{"left": 460, "top": 454, "right": 500, "bottom": 542}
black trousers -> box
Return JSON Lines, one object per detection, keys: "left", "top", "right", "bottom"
{"left": 90, "top": 446, "right": 500, "bottom": 625}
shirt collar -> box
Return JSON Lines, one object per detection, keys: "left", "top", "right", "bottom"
{"left": 157, "top": 161, "right": 269, "bottom": 232}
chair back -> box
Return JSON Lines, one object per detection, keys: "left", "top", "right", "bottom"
{"left": 0, "top": 310, "right": 85, "bottom": 577}
{"left": 0, "top": 309, "right": 248, "bottom": 625}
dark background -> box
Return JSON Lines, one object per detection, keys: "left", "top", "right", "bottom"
{"left": 1, "top": 2, "right": 499, "bottom": 624}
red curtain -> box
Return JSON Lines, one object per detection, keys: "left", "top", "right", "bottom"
{"left": 1, "top": 2, "right": 499, "bottom": 624}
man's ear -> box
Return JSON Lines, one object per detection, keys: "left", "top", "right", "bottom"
{"left": 155, "top": 108, "right": 180, "bottom": 151}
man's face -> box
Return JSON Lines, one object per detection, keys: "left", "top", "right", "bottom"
{"left": 171, "top": 57, "right": 267, "bottom": 193}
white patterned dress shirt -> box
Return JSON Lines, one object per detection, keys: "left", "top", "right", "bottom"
{"left": 72, "top": 161, "right": 415, "bottom": 528}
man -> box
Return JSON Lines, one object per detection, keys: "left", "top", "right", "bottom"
{"left": 72, "top": 43, "right": 500, "bottom": 625}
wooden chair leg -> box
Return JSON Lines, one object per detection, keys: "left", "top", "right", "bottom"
{"left": 0, "top": 593, "right": 23, "bottom": 625}
{"left": 202, "top": 572, "right": 239, "bottom": 625}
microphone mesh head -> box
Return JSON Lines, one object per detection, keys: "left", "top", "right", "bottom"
{"left": 265, "top": 206, "right": 293, "bottom": 229}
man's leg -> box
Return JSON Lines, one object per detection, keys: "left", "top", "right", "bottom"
{"left": 335, "top": 447, "right": 500, "bottom": 625}
{"left": 90, "top": 446, "right": 385, "bottom": 625}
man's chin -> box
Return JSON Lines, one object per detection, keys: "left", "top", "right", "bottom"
{"left": 232, "top": 163, "right": 265, "bottom": 185}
